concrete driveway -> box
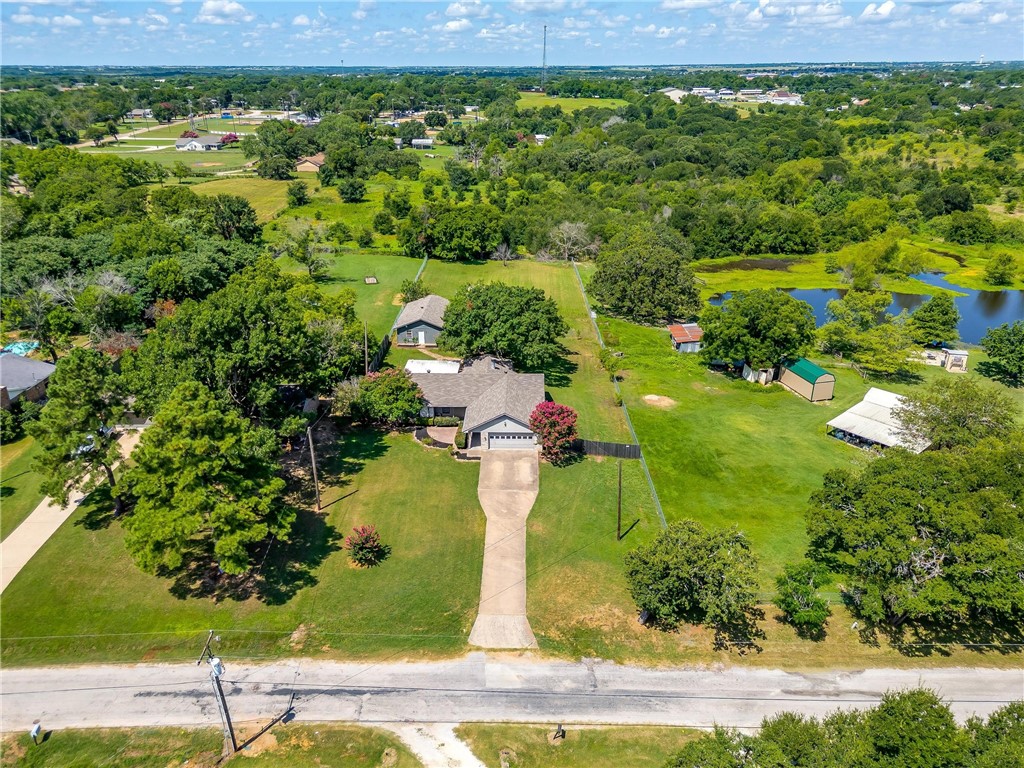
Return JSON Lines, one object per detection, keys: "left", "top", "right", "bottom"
{"left": 468, "top": 450, "right": 539, "bottom": 649}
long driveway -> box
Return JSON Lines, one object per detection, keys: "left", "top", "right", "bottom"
{"left": 468, "top": 450, "right": 539, "bottom": 649}
{"left": 2, "top": 656, "right": 1021, "bottom": 733}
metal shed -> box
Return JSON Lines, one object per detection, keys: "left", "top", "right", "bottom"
{"left": 779, "top": 358, "right": 835, "bottom": 402}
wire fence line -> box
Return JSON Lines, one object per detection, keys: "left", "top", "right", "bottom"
{"left": 571, "top": 260, "right": 667, "bottom": 529}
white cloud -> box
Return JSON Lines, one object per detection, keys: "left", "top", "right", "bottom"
{"left": 509, "top": 0, "right": 568, "bottom": 14}
{"left": 292, "top": 14, "right": 310, "bottom": 25}
{"left": 988, "top": 11, "right": 1008, "bottom": 24}
{"left": 656, "top": 25, "right": 683, "bottom": 37}
{"left": 352, "top": 0, "right": 376, "bottom": 20}
{"left": 860, "top": 1, "right": 896, "bottom": 22}
{"left": 93, "top": 13, "right": 131, "bottom": 26}
{"left": 194, "top": 0, "right": 254, "bottom": 25}
{"left": 140, "top": 9, "right": 169, "bottom": 30}
{"left": 949, "top": 1, "right": 984, "bottom": 16}
{"left": 443, "top": 17, "right": 473, "bottom": 31}
{"left": 633, "top": 23, "right": 656, "bottom": 33}
{"left": 12, "top": 11, "right": 49, "bottom": 25}
{"left": 446, "top": 1, "right": 490, "bottom": 18}
{"left": 660, "top": 0, "right": 717, "bottom": 9}
{"left": 51, "top": 14, "right": 83, "bottom": 26}
{"left": 563, "top": 16, "right": 590, "bottom": 28}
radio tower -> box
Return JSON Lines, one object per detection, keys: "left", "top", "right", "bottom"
{"left": 541, "top": 25, "right": 548, "bottom": 92}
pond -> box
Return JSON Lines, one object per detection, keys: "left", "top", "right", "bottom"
{"left": 709, "top": 274, "right": 1024, "bottom": 344}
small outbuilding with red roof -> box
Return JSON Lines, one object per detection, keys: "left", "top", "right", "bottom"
{"left": 668, "top": 323, "right": 704, "bottom": 353}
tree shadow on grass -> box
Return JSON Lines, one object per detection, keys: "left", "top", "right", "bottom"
{"left": 532, "top": 352, "right": 578, "bottom": 389}
{"left": 645, "top": 606, "right": 766, "bottom": 655}
{"left": 772, "top": 611, "right": 827, "bottom": 643}
{"left": 74, "top": 486, "right": 117, "bottom": 531}
{"left": 975, "top": 360, "right": 1021, "bottom": 389}
{"left": 316, "top": 426, "right": 390, "bottom": 490}
{"left": 165, "top": 506, "right": 341, "bottom": 605}
{"left": 873, "top": 613, "right": 1024, "bottom": 659}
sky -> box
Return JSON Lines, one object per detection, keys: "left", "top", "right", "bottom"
{"left": 1, "top": 0, "right": 1021, "bottom": 67}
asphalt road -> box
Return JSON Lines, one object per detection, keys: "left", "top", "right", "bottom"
{"left": 3, "top": 653, "right": 1022, "bottom": 733}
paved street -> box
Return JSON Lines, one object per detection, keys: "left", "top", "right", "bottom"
{"left": 3, "top": 654, "right": 1021, "bottom": 733}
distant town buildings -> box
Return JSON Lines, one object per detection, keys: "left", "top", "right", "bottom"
{"left": 657, "top": 86, "right": 804, "bottom": 106}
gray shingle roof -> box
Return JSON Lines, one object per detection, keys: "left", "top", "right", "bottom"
{"left": 409, "top": 373, "right": 503, "bottom": 408}
{"left": 0, "top": 354, "right": 56, "bottom": 399}
{"left": 463, "top": 373, "right": 545, "bottom": 432}
{"left": 393, "top": 294, "right": 449, "bottom": 332}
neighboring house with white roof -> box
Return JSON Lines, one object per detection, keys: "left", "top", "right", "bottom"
{"left": 826, "top": 387, "right": 929, "bottom": 454}
{"left": 393, "top": 294, "right": 449, "bottom": 346}
{"left": 175, "top": 136, "right": 222, "bottom": 151}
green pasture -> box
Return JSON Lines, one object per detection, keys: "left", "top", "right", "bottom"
{"left": 516, "top": 92, "right": 628, "bottom": 113}
{"left": 192, "top": 176, "right": 288, "bottom": 220}
{"left": 1, "top": 724, "right": 421, "bottom": 768}
{"left": 0, "top": 431, "right": 484, "bottom": 666}
{"left": 0, "top": 436, "right": 46, "bottom": 540}
{"left": 458, "top": 724, "right": 700, "bottom": 768}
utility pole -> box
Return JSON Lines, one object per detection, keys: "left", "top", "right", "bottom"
{"left": 616, "top": 459, "right": 623, "bottom": 541}
{"left": 196, "top": 631, "right": 237, "bottom": 755}
{"left": 541, "top": 25, "right": 548, "bottom": 93}
{"left": 307, "top": 426, "right": 322, "bottom": 512}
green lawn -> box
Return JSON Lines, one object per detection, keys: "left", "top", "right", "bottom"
{"left": 1, "top": 436, "right": 46, "bottom": 541}
{"left": 516, "top": 92, "right": 628, "bottom": 113}
{"left": 78, "top": 145, "right": 253, "bottom": 173}
{"left": 1, "top": 724, "right": 421, "bottom": 768}
{"left": 278, "top": 250, "right": 424, "bottom": 337}
{"left": 694, "top": 237, "right": 1024, "bottom": 297}
{"left": 457, "top": 724, "right": 700, "bottom": 768}
{"left": 124, "top": 118, "right": 258, "bottom": 139}
{"left": 420, "top": 259, "right": 630, "bottom": 442}
{"left": 1, "top": 431, "right": 484, "bottom": 666}
{"left": 192, "top": 177, "right": 289, "bottom": 221}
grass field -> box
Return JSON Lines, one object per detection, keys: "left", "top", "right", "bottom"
{"left": 278, "top": 250, "right": 424, "bottom": 336}
{"left": 192, "top": 177, "right": 289, "bottom": 220}
{"left": 78, "top": 145, "right": 253, "bottom": 173}
{"left": 457, "top": 724, "right": 700, "bottom": 768}
{"left": 0, "top": 436, "right": 45, "bottom": 541}
{"left": 122, "top": 118, "right": 258, "bottom": 139}
{"left": 694, "top": 238, "right": 1024, "bottom": 296}
{"left": 516, "top": 92, "right": 628, "bottom": 113}
{"left": 0, "top": 724, "right": 422, "bottom": 768}
{"left": 0, "top": 431, "right": 484, "bottom": 666}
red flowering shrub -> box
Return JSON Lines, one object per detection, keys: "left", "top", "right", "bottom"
{"left": 529, "top": 401, "right": 579, "bottom": 465}
{"left": 220, "top": 132, "right": 239, "bottom": 145}
{"left": 180, "top": 130, "right": 199, "bottom": 138}
{"left": 344, "top": 524, "right": 389, "bottom": 566}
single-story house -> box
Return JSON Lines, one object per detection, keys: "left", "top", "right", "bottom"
{"left": 175, "top": 136, "right": 222, "bottom": 151}
{"left": 779, "top": 358, "right": 835, "bottom": 402}
{"left": 826, "top": 387, "right": 929, "bottom": 454}
{"left": 0, "top": 354, "right": 56, "bottom": 410}
{"left": 393, "top": 294, "right": 449, "bottom": 347}
{"left": 411, "top": 138, "right": 434, "bottom": 149}
{"left": 127, "top": 108, "right": 153, "bottom": 119}
{"left": 668, "top": 323, "right": 703, "bottom": 353}
{"left": 295, "top": 152, "right": 326, "bottom": 173}
{"left": 410, "top": 365, "right": 545, "bottom": 450}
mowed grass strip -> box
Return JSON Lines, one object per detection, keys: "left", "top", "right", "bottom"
{"left": 457, "top": 724, "right": 701, "bottom": 768}
{"left": 421, "top": 258, "right": 630, "bottom": 442}
{"left": 516, "top": 92, "right": 628, "bottom": 113}
{"left": 1, "top": 724, "right": 423, "bottom": 768}
{"left": 0, "top": 431, "right": 483, "bottom": 666}
{"left": 192, "top": 177, "right": 289, "bottom": 220}
{"left": 0, "top": 436, "right": 46, "bottom": 541}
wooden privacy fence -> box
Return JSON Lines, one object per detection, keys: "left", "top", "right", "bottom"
{"left": 368, "top": 334, "right": 391, "bottom": 373}
{"left": 575, "top": 439, "right": 642, "bottom": 460}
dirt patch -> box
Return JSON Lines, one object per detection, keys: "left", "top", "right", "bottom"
{"left": 193, "top": 162, "right": 223, "bottom": 168}
{"left": 2, "top": 735, "right": 26, "bottom": 763}
{"left": 392, "top": 293, "right": 404, "bottom": 306}
{"left": 499, "top": 747, "right": 519, "bottom": 768}
{"left": 141, "top": 645, "right": 171, "bottom": 661}
{"left": 643, "top": 394, "right": 677, "bottom": 408}
{"left": 236, "top": 728, "right": 278, "bottom": 757}
{"left": 289, "top": 623, "right": 310, "bottom": 651}
{"left": 381, "top": 747, "right": 399, "bottom": 767}
{"left": 697, "top": 257, "right": 795, "bottom": 273}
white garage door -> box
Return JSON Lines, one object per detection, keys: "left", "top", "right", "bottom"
{"left": 488, "top": 433, "right": 535, "bottom": 450}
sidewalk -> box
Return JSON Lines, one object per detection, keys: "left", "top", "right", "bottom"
{"left": 0, "top": 430, "right": 142, "bottom": 594}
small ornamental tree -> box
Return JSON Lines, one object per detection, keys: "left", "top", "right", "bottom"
{"left": 219, "top": 132, "right": 240, "bottom": 146}
{"left": 344, "top": 524, "right": 389, "bottom": 566}
{"left": 356, "top": 369, "right": 424, "bottom": 426}
{"left": 180, "top": 130, "right": 199, "bottom": 139}
{"left": 529, "top": 401, "right": 578, "bottom": 465}
{"left": 286, "top": 180, "right": 310, "bottom": 208}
